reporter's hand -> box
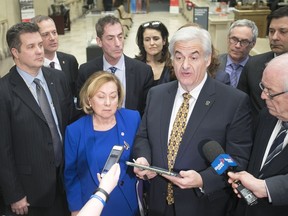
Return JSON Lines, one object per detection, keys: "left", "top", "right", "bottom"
{"left": 133, "top": 157, "right": 157, "bottom": 180}
{"left": 97, "top": 163, "right": 120, "bottom": 194}
{"left": 163, "top": 170, "right": 203, "bottom": 189}
{"left": 227, "top": 171, "right": 267, "bottom": 198}
{"left": 11, "top": 196, "right": 30, "bottom": 215}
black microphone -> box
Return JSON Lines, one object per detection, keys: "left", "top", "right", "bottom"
{"left": 202, "top": 140, "right": 258, "bottom": 206}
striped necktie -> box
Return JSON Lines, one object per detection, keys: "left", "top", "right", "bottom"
{"left": 109, "top": 67, "right": 117, "bottom": 74}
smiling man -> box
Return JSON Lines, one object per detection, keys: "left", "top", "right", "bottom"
{"left": 215, "top": 19, "right": 258, "bottom": 88}
{"left": 132, "top": 26, "right": 253, "bottom": 216}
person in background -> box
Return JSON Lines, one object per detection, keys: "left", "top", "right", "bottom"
{"left": 237, "top": 6, "right": 288, "bottom": 118}
{"left": 31, "top": 15, "right": 79, "bottom": 99}
{"left": 132, "top": 26, "right": 252, "bottom": 216}
{"left": 228, "top": 53, "right": 288, "bottom": 216}
{"left": 215, "top": 19, "right": 258, "bottom": 87}
{"left": 65, "top": 71, "right": 141, "bottom": 216}
{"left": 77, "top": 163, "right": 121, "bottom": 216}
{"left": 77, "top": 15, "right": 153, "bottom": 116}
{"left": 0, "top": 22, "right": 72, "bottom": 216}
{"left": 135, "top": 21, "right": 175, "bottom": 86}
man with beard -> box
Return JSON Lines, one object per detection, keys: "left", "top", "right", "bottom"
{"left": 215, "top": 19, "right": 258, "bottom": 87}
{"left": 238, "top": 6, "right": 288, "bottom": 118}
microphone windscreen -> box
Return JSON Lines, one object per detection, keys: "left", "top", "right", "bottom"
{"left": 202, "top": 140, "right": 225, "bottom": 163}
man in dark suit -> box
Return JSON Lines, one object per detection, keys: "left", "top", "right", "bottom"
{"left": 77, "top": 15, "right": 153, "bottom": 116}
{"left": 215, "top": 19, "right": 258, "bottom": 87}
{"left": 0, "top": 22, "right": 72, "bottom": 216}
{"left": 228, "top": 53, "right": 288, "bottom": 216}
{"left": 31, "top": 15, "right": 79, "bottom": 98}
{"left": 132, "top": 26, "right": 253, "bottom": 216}
{"left": 237, "top": 6, "right": 288, "bottom": 118}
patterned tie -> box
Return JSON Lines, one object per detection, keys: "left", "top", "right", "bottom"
{"left": 259, "top": 121, "right": 288, "bottom": 178}
{"left": 230, "top": 63, "right": 240, "bottom": 88}
{"left": 49, "top": 61, "right": 55, "bottom": 69}
{"left": 34, "top": 78, "right": 62, "bottom": 167}
{"left": 109, "top": 66, "right": 117, "bottom": 74}
{"left": 166, "top": 92, "right": 192, "bottom": 205}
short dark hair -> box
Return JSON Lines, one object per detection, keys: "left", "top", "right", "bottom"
{"left": 30, "top": 15, "right": 54, "bottom": 24}
{"left": 95, "top": 15, "right": 122, "bottom": 39}
{"left": 135, "top": 21, "right": 170, "bottom": 63}
{"left": 267, "top": 6, "right": 288, "bottom": 27}
{"left": 6, "top": 22, "right": 39, "bottom": 53}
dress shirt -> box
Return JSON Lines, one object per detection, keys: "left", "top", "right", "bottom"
{"left": 17, "top": 67, "right": 62, "bottom": 139}
{"left": 225, "top": 55, "right": 249, "bottom": 86}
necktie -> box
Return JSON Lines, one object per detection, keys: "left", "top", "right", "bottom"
{"left": 166, "top": 92, "right": 192, "bottom": 205}
{"left": 33, "top": 78, "right": 62, "bottom": 167}
{"left": 109, "top": 66, "right": 117, "bottom": 74}
{"left": 230, "top": 63, "right": 240, "bottom": 88}
{"left": 259, "top": 121, "right": 288, "bottom": 177}
{"left": 49, "top": 61, "right": 55, "bottom": 69}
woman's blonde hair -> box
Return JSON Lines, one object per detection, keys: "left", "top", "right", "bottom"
{"left": 79, "top": 71, "right": 124, "bottom": 114}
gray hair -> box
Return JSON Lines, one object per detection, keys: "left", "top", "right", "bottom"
{"left": 229, "top": 19, "right": 258, "bottom": 43}
{"left": 168, "top": 27, "right": 212, "bottom": 61}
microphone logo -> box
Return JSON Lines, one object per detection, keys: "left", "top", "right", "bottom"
{"left": 211, "top": 154, "right": 237, "bottom": 175}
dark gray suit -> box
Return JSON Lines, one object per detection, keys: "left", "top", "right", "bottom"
{"left": 237, "top": 51, "right": 274, "bottom": 118}
{"left": 234, "top": 108, "right": 288, "bottom": 216}
{"left": 77, "top": 55, "right": 153, "bottom": 115}
{"left": 0, "top": 66, "right": 72, "bottom": 212}
{"left": 57, "top": 51, "right": 79, "bottom": 97}
{"left": 215, "top": 53, "right": 231, "bottom": 85}
{"left": 133, "top": 77, "right": 253, "bottom": 216}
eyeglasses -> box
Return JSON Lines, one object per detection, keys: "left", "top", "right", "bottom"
{"left": 229, "top": 36, "right": 252, "bottom": 47}
{"left": 141, "top": 21, "right": 161, "bottom": 28}
{"left": 259, "top": 82, "right": 288, "bottom": 99}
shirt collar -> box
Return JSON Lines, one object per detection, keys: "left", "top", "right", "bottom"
{"left": 226, "top": 55, "right": 249, "bottom": 67}
{"left": 103, "top": 54, "right": 125, "bottom": 71}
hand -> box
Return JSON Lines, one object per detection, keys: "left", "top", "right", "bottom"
{"left": 71, "top": 211, "right": 80, "bottom": 216}
{"left": 11, "top": 196, "right": 30, "bottom": 215}
{"left": 133, "top": 157, "right": 157, "bottom": 180}
{"left": 162, "top": 170, "right": 203, "bottom": 189}
{"left": 97, "top": 163, "right": 120, "bottom": 194}
{"left": 227, "top": 171, "right": 267, "bottom": 198}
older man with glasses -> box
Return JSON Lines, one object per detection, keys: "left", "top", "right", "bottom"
{"left": 215, "top": 19, "right": 258, "bottom": 88}
{"left": 228, "top": 53, "right": 288, "bottom": 216}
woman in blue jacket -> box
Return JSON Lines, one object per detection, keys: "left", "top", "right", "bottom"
{"left": 64, "top": 71, "right": 140, "bottom": 216}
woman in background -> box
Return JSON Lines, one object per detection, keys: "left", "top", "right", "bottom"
{"left": 64, "top": 71, "right": 140, "bottom": 216}
{"left": 135, "top": 21, "right": 176, "bottom": 86}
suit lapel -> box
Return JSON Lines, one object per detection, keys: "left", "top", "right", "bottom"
{"left": 123, "top": 56, "right": 135, "bottom": 107}
{"left": 176, "top": 77, "right": 215, "bottom": 161}
{"left": 57, "top": 52, "right": 68, "bottom": 72}
{"left": 160, "top": 82, "right": 178, "bottom": 167}
{"left": 10, "top": 66, "right": 46, "bottom": 123}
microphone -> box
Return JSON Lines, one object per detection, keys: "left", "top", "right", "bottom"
{"left": 202, "top": 140, "right": 258, "bottom": 206}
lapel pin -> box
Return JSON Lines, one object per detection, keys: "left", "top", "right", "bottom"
{"left": 124, "top": 141, "right": 130, "bottom": 150}
{"left": 121, "top": 132, "right": 124, "bottom": 136}
{"left": 205, "top": 101, "right": 210, "bottom": 106}
{"left": 62, "top": 61, "right": 65, "bottom": 64}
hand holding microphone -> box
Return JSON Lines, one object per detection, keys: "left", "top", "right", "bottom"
{"left": 201, "top": 140, "right": 258, "bottom": 206}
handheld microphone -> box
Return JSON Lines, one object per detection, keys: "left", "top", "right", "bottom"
{"left": 202, "top": 140, "right": 258, "bottom": 206}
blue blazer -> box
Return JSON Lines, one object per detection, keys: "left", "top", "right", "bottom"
{"left": 64, "top": 108, "right": 140, "bottom": 215}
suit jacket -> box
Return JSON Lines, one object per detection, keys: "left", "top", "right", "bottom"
{"left": 215, "top": 53, "right": 230, "bottom": 84}
{"left": 77, "top": 55, "right": 154, "bottom": 115}
{"left": 64, "top": 109, "right": 140, "bottom": 215}
{"left": 133, "top": 77, "right": 253, "bottom": 216}
{"left": 0, "top": 66, "right": 72, "bottom": 207}
{"left": 237, "top": 51, "right": 274, "bottom": 118}
{"left": 234, "top": 109, "right": 288, "bottom": 216}
{"left": 57, "top": 51, "right": 79, "bottom": 97}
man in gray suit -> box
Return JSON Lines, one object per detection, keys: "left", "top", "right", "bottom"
{"left": 215, "top": 19, "right": 258, "bottom": 87}
{"left": 0, "top": 22, "right": 72, "bottom": 216}
{"left": 132, "top": 26, "right": 252, "bottom": 216}
{"left": 228, "top": 53, "right": 288, "bottom": 216}
{"left": 237, "top": 6, "right": 288, "bottom": 119}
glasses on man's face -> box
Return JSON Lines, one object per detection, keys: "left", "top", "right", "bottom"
{"left": 259, "top": 82, "right": 288, "bottom": 99}
{"left": 141, "top": 21, "right": 161, "bottom": 28}
{"left": 229, "top": 36, "right": 252, "bottom": 47}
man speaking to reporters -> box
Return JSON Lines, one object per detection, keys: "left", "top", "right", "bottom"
{"left": 132, "top": 26, "right": 253, "bottom": 216}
